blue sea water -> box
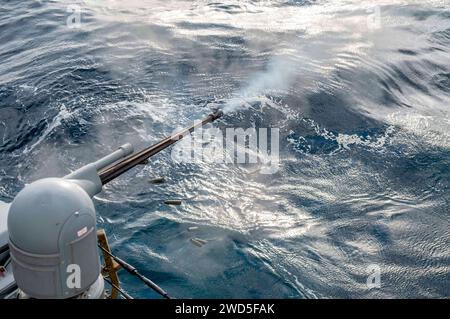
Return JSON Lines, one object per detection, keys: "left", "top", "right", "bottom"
{"left": 0, "top": 0, "right": 449, "bottom": 298}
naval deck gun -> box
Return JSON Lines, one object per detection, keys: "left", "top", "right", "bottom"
{"left": 0, "top": 111, "right": 222, "bottom": 299}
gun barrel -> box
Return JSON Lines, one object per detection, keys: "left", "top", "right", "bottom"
{"left": 93, "top": 143, "right": 134, "bottom": 171}
{"left": 98, "top": 111, "right": 223, "bottom": 185}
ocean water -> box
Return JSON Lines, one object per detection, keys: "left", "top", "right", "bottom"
{"left": 0, "top": 0, "right": 449, "bottom": 298}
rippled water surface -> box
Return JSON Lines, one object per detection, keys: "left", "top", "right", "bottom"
{"left": 1, "top": 0, "right": 449, "bottom": 298}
